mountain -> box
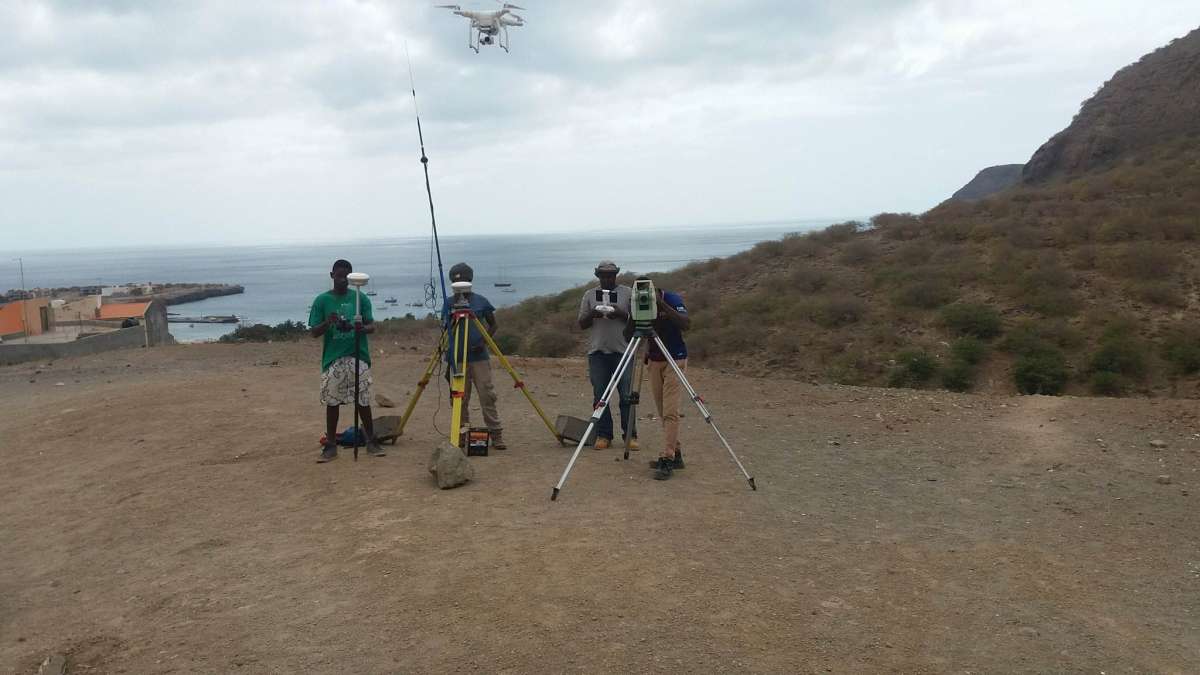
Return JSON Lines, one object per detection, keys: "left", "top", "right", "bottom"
{"left": 950, "top": 164, "right": 1024, "bottom": 201}
{"left": 497, "top": 27, "right": 1200, "bottom": 398}
{"left": 1023, "top": 27, "right": 1200, "bottom": 183}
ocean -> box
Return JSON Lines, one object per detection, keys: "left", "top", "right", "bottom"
{"left": 5, "top": 221, "right": 833, "bottom": 342}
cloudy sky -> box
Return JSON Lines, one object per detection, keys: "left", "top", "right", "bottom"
{"left": 1, "top": 1, "right": 1198, "bottom": 250}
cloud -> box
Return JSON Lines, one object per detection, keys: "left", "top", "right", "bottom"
{"left": 1, "top": 0, "right": 1199, "bottom": 249}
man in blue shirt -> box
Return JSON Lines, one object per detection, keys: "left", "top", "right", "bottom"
{"left": 444, "top": 262, "right": 506, "bottom": 449}
{"left": 646, "top": 282, "right": 690, "bottom": 480}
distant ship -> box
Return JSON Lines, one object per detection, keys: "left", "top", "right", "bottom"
{"left": 385, "top": 297, "right": 398, "bottom": 304}
{"left": 365, "top": 290, "right": 378, "bottom": 296}
{"left": 494, "top": 266, "right": 513, "bottom": 288}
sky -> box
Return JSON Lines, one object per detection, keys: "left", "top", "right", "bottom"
{"left": 1, "top": 1, "right": 1198, "bottom": 250}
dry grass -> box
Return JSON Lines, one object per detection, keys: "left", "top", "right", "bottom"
{"left": 497, "top": 138, "right": 1200, "bottom": 396}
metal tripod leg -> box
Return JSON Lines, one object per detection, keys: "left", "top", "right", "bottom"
{"left": 472, "top": 315, "right": 564, "bottom": 445}
{"left": 650, "top": 335, "right": 757, "bottom": 491}
{"left": 624, "top": 339, "right": 645, "bottom": 460}
{"left": 397, "top": 329, "right": 448, "bottom": 437}
{"left": 551, "top": 336, "right": 642, "bottom": 501}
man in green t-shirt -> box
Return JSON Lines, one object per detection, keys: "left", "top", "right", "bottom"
{"left": 308, "top": 259, "right": 385, "bottom": 463}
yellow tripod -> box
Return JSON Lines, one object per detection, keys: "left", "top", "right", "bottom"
{"left": 398, "top": 306, "right": 563, "bottom": 448}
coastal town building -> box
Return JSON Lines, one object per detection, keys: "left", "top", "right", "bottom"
{"left": 0, "top": 298, "right": 53, "bottom": 341}
{"left": 0, "top": 297, "right": 171, "bottom": 364}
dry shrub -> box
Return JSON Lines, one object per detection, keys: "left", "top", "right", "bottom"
{"left": 1096, "top": 215, "right": 1142, "bottom": 243}
{"left": 684, "top": 286, "right": 716, "bottom": 311}
{"left": 1071, "top": 244, "right": 1099, "bottom": 270}
{"left": 826, "top": 349, "right": 877, "bottom": 385}
{"left": 781, "top": 233, "right": 824, "bottom": 258}
{"left": 1020, "top": 263, "right": 1080, "bottom": 315}
{"left": 789, "top": 267, "right": 830, "bottom": 294}
{"left": 895, "top": 242, "right": 930, "bottom": 266}
{"left": 525, "top": 326, "right": 578, "bottom": 357}
{"left": 941, "top": 303, "right": 1002, "bottom": 339}
{"left": 812, "top": 221, "right": 861, "bottom": 244}
{"left": 872, "top": 212, "right": 923, "bottom": 241}
{"left": 1162, "top": 324, "right": 1200, "bottom": 374}
{"left": 894, "top": 278, "right": 958, "bottom": 309}
{"left": 713, "top": 257, "right": 756, "bottom": 286}
{"left": 840, "top": 240, "right": 878, "bottom": 265}
{"left": 1129, "top": 281, "right": 1187, "bottom": 308}
{"left": 1107, "top": 242, "right": 1180, "bottom": 280}
{"left": 766, "top": 330, "right": 801, "bottom": 355}
{"left": 751, "top": 239, "right": 786, "bottom": 258}
{"left": 813, "top": 295, "right": 867, "bottom": 328}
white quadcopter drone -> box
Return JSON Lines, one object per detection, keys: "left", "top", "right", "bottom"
{"left": 437, "top": 3, "right": 526, "bottom": 53}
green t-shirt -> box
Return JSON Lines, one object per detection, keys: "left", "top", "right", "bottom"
{"left": 309, "top": 289, "right": 374, "bottom": 371}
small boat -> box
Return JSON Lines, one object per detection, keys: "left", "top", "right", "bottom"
{"left": 366, "top": 290, "right": 378, "bottom": 297}
{"left": 385, "top": 297, "right": 399, "bottom": 304}
{"left": 408, "top": 301, "right": 424, "bottom": 307}
{"left": 494, "top": 265, "right": 514, "bottom": 288}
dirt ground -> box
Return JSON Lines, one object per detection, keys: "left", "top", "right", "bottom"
{"left": 1, "top": 341, "right": 1198, "bottom": 674}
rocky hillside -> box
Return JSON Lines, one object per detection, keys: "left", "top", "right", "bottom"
{"left": 497, "top": 28, "right": 1200, "bottom": 399}
{"left": 1023, "top": 27, "right": 1200, "bottom": 182}
{"left": 950, "top": 164, "right": 1024, "bottom": 201}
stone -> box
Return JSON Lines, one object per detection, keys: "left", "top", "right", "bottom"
{"left": 376, "top": 393, "right": 396, "bottom": 408}
{"left": 1150, "top": 439, "right": 1168, "bottom": 449}
{"left": 38, "top": 654, "right": 67, "bottom": 675}
{"left": 428, "top": 443, "right": 474, "bottom": 489}
{"left": 1156, "top": 475, "right": 1172, "bottom": 485}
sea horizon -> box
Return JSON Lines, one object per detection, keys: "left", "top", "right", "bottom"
{"left": 6, "top": 217, "right": 850, "bottom": 257}
{"left": 2, "top": 219, "right": 846, "bottom": 342}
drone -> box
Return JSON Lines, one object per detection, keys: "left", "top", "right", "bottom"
{"left": 437, "top": 3, "right": 525, "bottom": 53}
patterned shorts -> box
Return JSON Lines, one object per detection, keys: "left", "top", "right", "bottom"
{"left": 320, "top": 356, "right": 373, "bottom": 407}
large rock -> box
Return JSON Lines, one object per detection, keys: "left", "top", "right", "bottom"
{"left": 949, "top": 164, "right": 1024, "bottom": 201}
{"left": 427, "top": 443, "right": 474, "bottom": 489}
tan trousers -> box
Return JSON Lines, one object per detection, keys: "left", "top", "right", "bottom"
{"left": 462, "top": 359, "right": 502, "bottom": 431}
{"left": 648, "top": 358, "right": 685, "bottom": 458}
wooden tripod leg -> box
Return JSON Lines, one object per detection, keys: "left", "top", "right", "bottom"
{"left": 473, "top": 316, "right": 564, "bottom": 445}
{"left": 398, "top": 330, "right": 448, "bottom": 437}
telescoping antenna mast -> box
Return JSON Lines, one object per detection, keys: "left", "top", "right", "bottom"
{"left": 407, "top": 45, "right": 449, "bottom": 318}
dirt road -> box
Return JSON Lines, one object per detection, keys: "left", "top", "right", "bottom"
{"left": 1, "top": 342, "right": 1198, "bottom": 673}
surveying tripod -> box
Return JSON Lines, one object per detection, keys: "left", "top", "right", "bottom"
{"left": 397, "top": 301, "right": 563, "bottom": 448}
{"left": 551, "top": 322, "right": 757, "bottom": 500}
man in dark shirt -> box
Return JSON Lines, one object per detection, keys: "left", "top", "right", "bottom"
{"left": 444, "top": 262, "right": 506, "bottom": 449}
{"left": 646, "top": 282, "right": 690, "bottom": 480}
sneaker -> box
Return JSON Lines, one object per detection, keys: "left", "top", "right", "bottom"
{"left": 625, "top": 437, "right": 640, "bottom": 451}
{"left": 595, "top": 437, "right": 611, "bottom": 450}
{"left": 673, "top": 449, "right": 685, "bottom": 470}
{"left": 317, "top": 444, "right": 338, "bottom": 463}
{"left": 492, "top": 432, "right": 507, "bottom": 450}
{"left": 654, "top": 456, "right": 673, "bottom": 480}
{"left": 366, "top": 440, "right": 387, "bottom": 457}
